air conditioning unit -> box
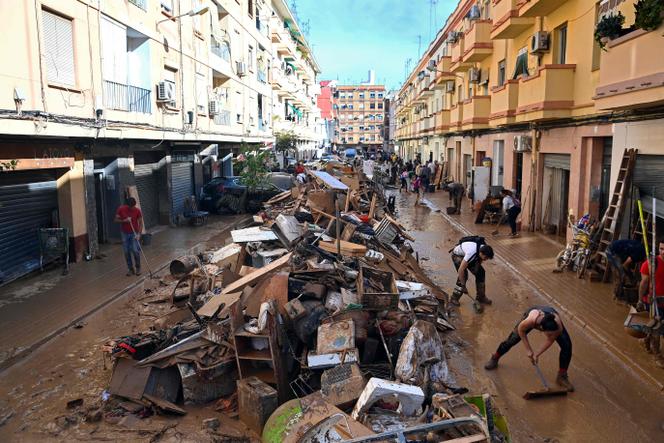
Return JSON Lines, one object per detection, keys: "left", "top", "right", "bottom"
{"left": 446, "top": 80, "right": 455, "bottom": 93}
{"left": 208, "top": 100, "right": 220, "bottom": 115}
{"left": 427, "top": 59, "right": 437, "bottom": 71}
{"left": 157, "top": 81, "right": 175, "bottom": 102}
{"left": 448, "top": 31, "right": 463, "bottom": 44}
{"left": 236, "top": 61, "right": 247, "bottom": 77}
{"left": 530, "top": 31, "right": 550, "bottom": 53}
{"left": 468, "top": 5, "right": 481, "bottom": 20}
{"left": 514, "top": 135, "right": 533, "bottom": 152}
{"left": 469, "top": 68, "right": 481, "bottom": 83}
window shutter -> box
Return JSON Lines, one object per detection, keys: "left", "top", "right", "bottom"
{"left": 42, "top": 10, "right": 75, "bottom": 86}
{"left": 100, "top": 16, "right": 127, "bottom": 84}
{"left": 196, "top": 73, "right": 207, "bottom": 113}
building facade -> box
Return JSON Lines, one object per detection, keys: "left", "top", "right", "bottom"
{"left": 382, "top": 90, "right": 397, "bottom": 153}
{"left": 317, "top": 80, "right": 337, "bottom": 150}
{"left": 334, "top": 84, "right": 386, "bottom": 153}
{"left": 395, "top": 0, "right": 664, "bottom": 241}
{"left": 0, "top": 0, "right": 320, "bottom": 284}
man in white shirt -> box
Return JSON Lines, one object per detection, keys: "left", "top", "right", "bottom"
{"left": 450, "top": 236, "right": 494, "bottom": 311}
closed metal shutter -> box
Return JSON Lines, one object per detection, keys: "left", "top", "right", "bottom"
{"left": 171, "top": 162, "right": 193, "bottom": 221}
{"left": 42, "top": 10, "right": 75, "bottom": 86}
{"left": 0, "top": 171, "right": 59, "bottom": 284}
{"left": 134, "top": 163, "right": 159, "bottom": 229}
{"left": 634, "top": 154, "right": 664, "bottom": 219}
{"left": 543, "top": 153, "right": 571, "bottom": 170}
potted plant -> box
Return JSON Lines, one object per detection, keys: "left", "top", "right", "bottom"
{"left": 634, "top": 0, "right": 664, "bottom": 31}
{"left": 594, "top": 12, "right": 625, "bottom": 50}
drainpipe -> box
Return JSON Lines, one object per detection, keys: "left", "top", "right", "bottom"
{"left": 471, "top": 132, "right": 476, "bottom": 206}
{"left": 529, "top": 126, "right": 540, "bottom": 232}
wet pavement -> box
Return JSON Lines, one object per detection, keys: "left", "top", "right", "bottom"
{"left": 0, "top": 214, "right": 250, "bottom": 369}
{"left": 391, "top": 188, "right": 664, "bottom": 442}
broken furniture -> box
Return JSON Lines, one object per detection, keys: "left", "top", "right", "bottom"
{"left": 237, "top": 376, "right": 278, "bottom": 434}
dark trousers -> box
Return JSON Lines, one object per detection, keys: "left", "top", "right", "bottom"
{"left": 496, "top": 326, "right": 573, "bottom": 371}
{"left": 452, "top": 190, "right": 464, "bottom": 214}
{"left": 422, "top": 176, "right": 430, "bottom": 192}
{"left": 451, "top": 254, "right": 485, "bottom": 287}
{"left": 507, "top": 206, "right": 521, "bottom": 234}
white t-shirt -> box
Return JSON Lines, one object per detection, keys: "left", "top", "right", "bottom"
{"left": 453, "top": 241, "right": 478, "bottom": 262}
{"left": 503, "top": 195, "right": 515, "bottom": 212}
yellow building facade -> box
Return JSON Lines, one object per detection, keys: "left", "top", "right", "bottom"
{"left": 396, "top": 0, "right": 664, "bottom": 240}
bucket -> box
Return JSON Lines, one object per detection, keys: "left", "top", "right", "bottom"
{"left": 141, "top": 233, "right": 153, "bottom": 246}
{"left": 446, "top": 206, "right": 457, "bottom": 215}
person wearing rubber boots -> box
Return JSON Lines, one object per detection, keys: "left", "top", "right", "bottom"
{"left": 484, "top": 306, "right": 574, "bottom": 392}
{"left": 450, "top": 236, "right": 494, "bottom": 313}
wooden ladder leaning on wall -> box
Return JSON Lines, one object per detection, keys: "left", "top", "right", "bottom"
{"left": 592, "top": 148, "right": 638, "bottom": 282}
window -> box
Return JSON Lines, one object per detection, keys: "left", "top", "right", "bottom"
{"left": 248, "top": 46, "right": 254, "bottom": 71}
{"left": 164, "top": 67, "right": 178, "bottom": 107}
{"left": 160, "top": 0, "right": 173, "bottom": 13}
{"left": 236, "top": 90, "right": 243, "bottom": 123}
{"left": 592, "top": 4, "right": 602, "bottom": 70}
{"left": 512, "top": 47, "right": 529, "bottom": 79}
{"left": 378, "top": 93, "right": 384, "bottom": 98}
{"left": 555, "top": 23, "right": 568, "bottom": 64}
{"left": 196, "top": 73, "right": 207, "bottom": 114}
{"left": 497, "top": 59, "right": 506, "bottom": 86}
{"left": 42, "top": 10, "right": 75, "bottom": 86}
{"left": 359, "top": 93, "right": 365, "bottom": 98}
{"left": 257, "top": 94, "right": 264, "bottom": 130}
{"left": 378, "top": 103, "right": 383, "bottom": 109}
{"left": 370, "top": 92, "right": 376, "bottom": 98}
{"left": 193, "top": 0, "right": 203, "bottom": 32}
{"left": 370, "top": 103, "right": 375, "bottom": 109}
{"left": 248, "top": 0, "right": 254, "bottom": 17}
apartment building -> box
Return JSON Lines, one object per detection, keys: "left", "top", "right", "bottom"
{"left": 317, "top": 80, "right": 337, "bottom": 149}
{"left": 334, "top": 84, "right": 386, "bottom": 152}
{"left": 0, "top": 0, "right": 320, "bottom": 284}
{"left": 382, "top": 90, "right": 397, "bottom": 153}
{"left": 396, "top": 0, "right": 664, "bottom": 241}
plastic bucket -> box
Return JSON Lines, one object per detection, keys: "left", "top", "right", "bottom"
{"left": 141, "top": 233, "right": 152, "bottom": 246}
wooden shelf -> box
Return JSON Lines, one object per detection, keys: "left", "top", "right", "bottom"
{"left": 237, "top": 348, "right": 272, "bottom": 361}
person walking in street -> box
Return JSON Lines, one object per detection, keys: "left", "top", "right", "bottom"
{"left": 444, "top": 181, "right": 465, "bottom": 214}
{"left": 450, "top": 236, "right": 494, "bottom": 309}
{"left": 413, "top": 175, "right": 423, "bottom": 205}
{"left": 420, "top": 162, "right": 431, "bottom": 193}
{"left": 501, "top": 189, "right": 521, "bottom": 237}
{"left": 484, "top": 305, "right": 574, "bottom": 391}
{"left": 606, "top": 239, "right": 647, "bottom": 303}
{"left": 114, "top": 197, "right": 144, "bottom": 276}
{"left": 400, "top": 169, "right": 409, "bottom": 193}
{"left": 638, "top": 239, "right": 664, "bottom": 368}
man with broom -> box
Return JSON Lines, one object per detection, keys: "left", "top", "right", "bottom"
{"left": 484, "top": 306, "right": 574, "bottom": 392}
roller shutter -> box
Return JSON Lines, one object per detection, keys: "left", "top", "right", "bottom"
{"left": 171, "top": 162, "right": 193, "bottom": 221}
{"left": 134, "top": 163, "right": 159, "bottom": 229}
{"left": 0, "top": 171, "right": 59, "bottom": 284}
{"left": 543, "top": 153, "right": 571, "bottom": 170}
{"left": 633, "top": 154, "right": 664, "bottom": 219}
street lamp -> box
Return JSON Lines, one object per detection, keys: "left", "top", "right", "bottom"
{"left": 157, "top": 5, "right": 209, "bottom": 24}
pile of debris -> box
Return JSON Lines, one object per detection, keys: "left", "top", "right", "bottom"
{"left": 100, "top": 165, "right": 509, "bottom": 442}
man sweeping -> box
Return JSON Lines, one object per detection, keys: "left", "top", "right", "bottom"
{"left": 443, "top": 181, "right": 465, "bottom": 214}
{"left": 450, "top": 236, "right": 494, "bottom": 311}
{"left": 115, "top": 197, "right": 144, "bottom": 276}
{"left": 484, "top": 306, "right": 574, "bottom": 392}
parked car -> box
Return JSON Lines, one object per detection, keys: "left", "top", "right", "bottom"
{"left": 200, "top": 173, "right": 295, "bottom": 214}
{"left": 285, "top": 157, "right": 297, "bottom": 173}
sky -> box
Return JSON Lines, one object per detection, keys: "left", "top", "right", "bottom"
{"left": 293, "top": 0, "right": 456, "bottom": 91}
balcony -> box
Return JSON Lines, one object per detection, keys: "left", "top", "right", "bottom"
{"left": 515, "top": 64, "right": 576, "bottom": 122}
{"left": 434, "top": 57, "right": 455, "bottom": 90}
{"left": 210, "top": 36, "right": 233, "bottom": 78}
{"left": 450, "top": 38, "right": 472, "bottom": 72}
{"left": 128, "top": 0, "right": 147, "bottom": 10}
{"left": 518, "top": 0, "right": 568, "bottom": 18}
{"left": 213, "top": 110, "right": 231, "bottom": 126}
{"left": 462, "top": 20, "right": 493, "bottom": 63}
{"left": 594, "top": 28, "right": 664, "bottom": 111}
{"left": 489, "top": 80, "right": 519, "bottom": 126}
{"left": 491, "top": 0, "right": 534, "bottom": 40}
{"left": 450, "top": 103, "right": 464, "bottom": 130}
{"left": 435, "top": 109, "right": 451, "bottom": 132}
{"left": 103, "top": 80, "right": 151, "bottom": 113}
{"left": 461, "top": 95, "right": 491, "bottom": 130}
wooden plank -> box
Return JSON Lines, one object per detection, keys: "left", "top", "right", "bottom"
{"left": 311, "top": 171, "right": 349, "bottom": 190}
{"left": 368, "top": 193, "right": 377, "bottom": 220}
{"left": 197, "top": 291, "right": 241, "bottom": 318}
{"left": 319, "top": 239, "right": 367, "bottom": 256}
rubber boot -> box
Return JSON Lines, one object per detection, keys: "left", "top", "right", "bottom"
{"left": 473, "top": 300, "right": 484, "bottom": 314}
{"left": 450, "top": 288, "right": 463, "bottom": 306}
{"left": 556, "top": 373, "right": 575, "bottom": 392}
{"left": 484, "top": 355, "right": 499, "bottom": 370}
{"left": 475, "top": 282, "right": 493, "bottom": 305}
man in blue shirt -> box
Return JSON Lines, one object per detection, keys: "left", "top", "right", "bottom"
{"left": 606, "top": 239, "right": 646, "bottom": 302}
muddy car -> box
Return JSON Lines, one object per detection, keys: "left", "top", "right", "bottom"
{"left": 200, "top": 173, "right": 295, "bottom": 214}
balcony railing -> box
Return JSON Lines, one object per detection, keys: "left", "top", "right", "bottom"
{"left": 211, "top": 36, "right": 231, "bottom": 62}
{"left": 257, "top": 70, "right": 267, "bottom": 83}
{"left": 128, "top": 0, "right": 147, "bottom": 10}
{"left": 103, "top": 80, "right": 151, "bottom": 113}
{"left": 214, "top": 110, "right": 231, "bottom": 126}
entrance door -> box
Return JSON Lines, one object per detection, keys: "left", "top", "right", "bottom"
{"left": 492, "top": 140, "right": 504, "bottom": 186}
{"left": 599, "top": 138, "right": 612, "bottom": 217}
{"left": 94, "top": 172, "right": 106, "bottom": 243}
{"left": 463, "top": 154, "right": 472, "bottom": 188}
{"left": 455, "top": 141, "right": 462, "bottom": 181}
{"left": 171, "top": 161, "right": 194, "bottom": 222}
{"left": 514, "top": 152, "right": 523, "bottom": 197}
{"left": 134, "top": 163, "right": 160, "bottom": 229}
{"left": 447, "top": 147, "right": 455, "bottom": 180}
{"left": 542, "top": 154, "right": 571, "bottom": 237}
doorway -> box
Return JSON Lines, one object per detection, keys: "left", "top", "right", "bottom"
{"left": 492, "top": 140, "right": 504, "bottom": 187}
{"left": 455, "top": 141, "right": 462, "bottom": 181}
{"left": 599, "top": 138, "right": 612, "bottom": 217}
{"left": 541, "top": 154, "right": 571, "bottom": 238}
{"left": 463, "top": 154, "right": 473, "bottom": 188}
{"left": 514, "top": 152, "right": 523, "bottom": 197}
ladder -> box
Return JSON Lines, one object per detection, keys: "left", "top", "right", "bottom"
{"left": 594, "top": 148, "right": 638, "bottom": 282}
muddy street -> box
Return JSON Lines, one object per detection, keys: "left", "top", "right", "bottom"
{"left": 391, "top": 190, "right": 664, "bottom": 442}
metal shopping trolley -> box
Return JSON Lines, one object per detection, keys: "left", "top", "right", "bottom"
{"left": 38, "top": 228, "right": 69, "bottom": 274}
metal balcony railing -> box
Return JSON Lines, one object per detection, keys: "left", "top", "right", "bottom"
{"left": 128, "top": 0, "right": 147, "bottom": 10}
{"left": 214, "top": 110, "right": 231, "bottom": 126}
{"left": 103, "top": 80, "right": 151, "bottom": 113}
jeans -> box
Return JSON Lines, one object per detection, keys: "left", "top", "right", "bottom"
{"left": 605, "top": 248, "right": 625, "bottom": 281}
{"left": 495, "top": 324, "right": 573, "bottom": 371}
{"left": 451, "top": 254, "right": 485, "bottom": 287}
{"left": 121, "top": 232, "right": 141, "bottom": 271}
{"left": 507, "top": 206, "right": 521, "bottom": 235}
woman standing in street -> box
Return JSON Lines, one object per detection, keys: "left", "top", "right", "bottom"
{"left": 501, "top": 189, "right": 521, "bottom": 237}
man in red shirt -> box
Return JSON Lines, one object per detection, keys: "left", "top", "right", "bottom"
{"left": 639, "top": 240, "right": 664, "bottom": 368}
{"left": 114, "top": 197, "right": 144, "bottom": 276}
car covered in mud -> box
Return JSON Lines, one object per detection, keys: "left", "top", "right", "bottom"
{"left": 199, "top": 173, "right": 295, "bottom": 214}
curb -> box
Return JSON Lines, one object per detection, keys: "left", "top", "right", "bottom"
{"left": 423, "top": 198, "right": 664, "bottom": 392}
{"left": 0, "top": 215, "right": 252, "bottom": 372}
